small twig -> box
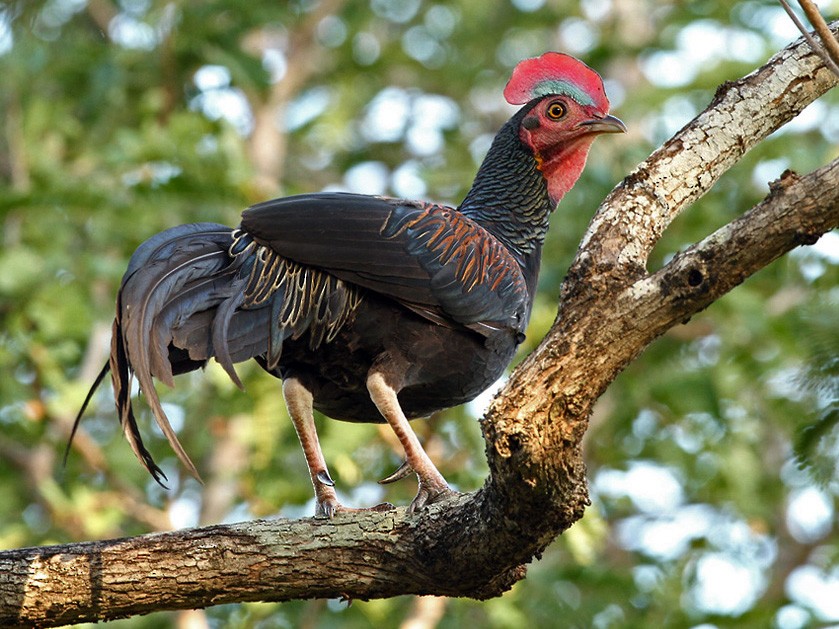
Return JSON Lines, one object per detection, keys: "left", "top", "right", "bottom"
{"left": 797, "top": 1, "right": 839, "bottom": 73}
{"left": 779, "top": 0, "right": 839, "bottom": 77}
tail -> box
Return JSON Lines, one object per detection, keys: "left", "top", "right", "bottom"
{"left": 72, "top": 221, "right": 360, "bottom": 485}
{"left": 64, "top": 336, "right": 174, "bottom": 485}
{"left": 64, "top": 361, "right": 111, "bottom": 471}
{"left": 74, "top": 223, "right": 272, "bottom": 485}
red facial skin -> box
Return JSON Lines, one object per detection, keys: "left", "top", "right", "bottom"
{"left": 519, "top": 96, "right": 625, "bottom": 205}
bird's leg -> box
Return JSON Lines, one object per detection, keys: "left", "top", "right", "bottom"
{"left": 282, "top": 377, "right": 394, "bottom": 519}
{"left": 282, "top": 377, "right": 342, "bottom": 519}
{"left": 367, "top": 370, "right": 455, "bottom": 513}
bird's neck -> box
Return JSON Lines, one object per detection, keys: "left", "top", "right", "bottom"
{"left": 458, "top": 115, "right": 554, "bottom": 263}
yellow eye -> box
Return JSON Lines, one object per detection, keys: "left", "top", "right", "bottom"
{"left": 546, "top": 101, "right": 567, "bottom": 120}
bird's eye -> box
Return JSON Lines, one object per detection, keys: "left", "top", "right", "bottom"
{"left": 546, "top": 101, "right": 567, "bottom": 120}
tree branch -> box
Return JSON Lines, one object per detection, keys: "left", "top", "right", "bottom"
{"left": 796, "top": 0, "right": 839, "bottom": 74}
{"left": 780, "top": 0, "right": 839, "bottom": 76}
{"left": 480, "top": 22, "right": 839, "bottom": 537}
{"left": 629, "top": 160, "right": 839, "bottom": 337}
{"left": 2, "top": 24, "right": 838, "bottom": 629}
{"left": 579, "top": 19, "right": 838, "bottom": 272}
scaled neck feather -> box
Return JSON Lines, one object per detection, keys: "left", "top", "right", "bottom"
{"left": 457, "top": 113, "right": 554, "bottom": 261}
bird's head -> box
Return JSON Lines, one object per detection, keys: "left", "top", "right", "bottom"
{"left": 505, "top": 52, "right": 626, "bottom": 205}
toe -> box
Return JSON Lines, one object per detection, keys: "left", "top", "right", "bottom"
{"left": 316, "top": 500, "right": 396, "bottom": 519}
{"left": 407, "top": 483, "right": 455, "bottom": 514}
{"left": 315, "top": 497, "right": 341, "bottom": 519}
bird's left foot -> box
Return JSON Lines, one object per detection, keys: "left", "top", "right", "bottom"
{"left": 316, "top": 501, "right": 396, "bottom": 519}
{"left": 378, "top": 460, "right": 456, "bottom": 513}
{"left": 407, "top": 478, "right": 456, "bottom": 514}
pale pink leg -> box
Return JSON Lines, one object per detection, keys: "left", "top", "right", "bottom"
{"left": 367, "top": 371, "right": 454, "bottom": 513}
{"left": 282, "top": 377, "right": 342, "bottom": 519}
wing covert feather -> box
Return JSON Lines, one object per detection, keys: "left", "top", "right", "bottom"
{"left": 240, "top": 192, "right": 531, "bottom": 331}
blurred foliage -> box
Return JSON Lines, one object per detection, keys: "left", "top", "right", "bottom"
{"left": 1, "top": 0, "right": 838, "bottom": 627}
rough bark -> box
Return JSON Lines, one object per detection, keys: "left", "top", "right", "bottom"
{"left": 1, "top": 24, "right": 837, "bottom": 628}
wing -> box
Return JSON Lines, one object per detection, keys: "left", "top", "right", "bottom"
{"left": 240, "top": 192, "right": 531, "bottom": 333}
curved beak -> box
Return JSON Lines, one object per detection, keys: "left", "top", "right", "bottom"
{"left": 578, "top": 114, "right": 627, "bottom": 135}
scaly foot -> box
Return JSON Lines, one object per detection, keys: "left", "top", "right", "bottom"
{"left": 407, "top": 476, "right": 456, "bottom": 514}
{"left": 313, "top": 470, "right": 394, "bottom": 519}
{"left": 315, "top": 499, "right": 396, "bottom": 519}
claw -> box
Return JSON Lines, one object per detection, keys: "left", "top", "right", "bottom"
{"left": 315, "top": 496, "right": 340, "bottom": 519}
{"left": 370, "top": 502, "right": 396, "bottom": 512}
{"left": 366, "top": 370, "right": 455, "bottom": 514}
{"left": 378, "top": 460, "right": 413, "bottom": 485}
{"left": 407, "top": 483, "right": 455, "bottom": 514}
{"left": 312, "top": 467, "right": 397, "bottom": 519}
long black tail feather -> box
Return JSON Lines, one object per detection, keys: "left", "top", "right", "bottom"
{"left": 63, "top": 360, "right": 110, "bottom": 469}
{"left": 72, "top": 221, "right": 362, "bottom": 485}
{"left": 210, "top": 278, "right": 247, "bottom": 389}
{"left": 118, "top": 223, "right": 238, "bottom": 483}
{"left": 67, "top": 224, "right": 245, "bottom": 485}
{"left": 111, "top": 314, "right": 169, "bottom": 486}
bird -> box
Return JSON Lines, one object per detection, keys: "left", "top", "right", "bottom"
{"left": 70, "top": 52, "right": 625, "bottom": 518}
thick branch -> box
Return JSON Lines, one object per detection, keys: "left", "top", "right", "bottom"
{"left": 478, "top": 160, "right": 839, "bottom": 559}
{"left": 2, "top": 27, "right": 838, "bottom": 629}
{"left": 0, "top": 496, "right": 528, "bottom": 628}
{"left": 628, "top": 160, "right": 839, "bottom": 336}
{"left": 579, "top": 20, "right": 838, "bottom": 271}
{"left": 480, "top": 26, "right": 839, "bottom": 523}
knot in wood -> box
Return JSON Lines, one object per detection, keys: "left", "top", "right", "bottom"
{"left": 494, "top": 429, "right": 525, "bottom": 459}
{"left": 794, "top": 231, "right": 821, "bottom": 246}
{"left": 551, "top": 392, "right": 586, "bottom": 420}
{"left": 768, "top": 168, "right": 800, "bottom": 193}
{"left": 686, "top": 267, "right": 704, "bottom": 287}
{"left": 548, "top": 394, "right": 588, "bottom": 445}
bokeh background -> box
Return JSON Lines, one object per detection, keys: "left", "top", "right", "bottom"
{"left": 0, "top": 1, "right": 837, "bottom": 627}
